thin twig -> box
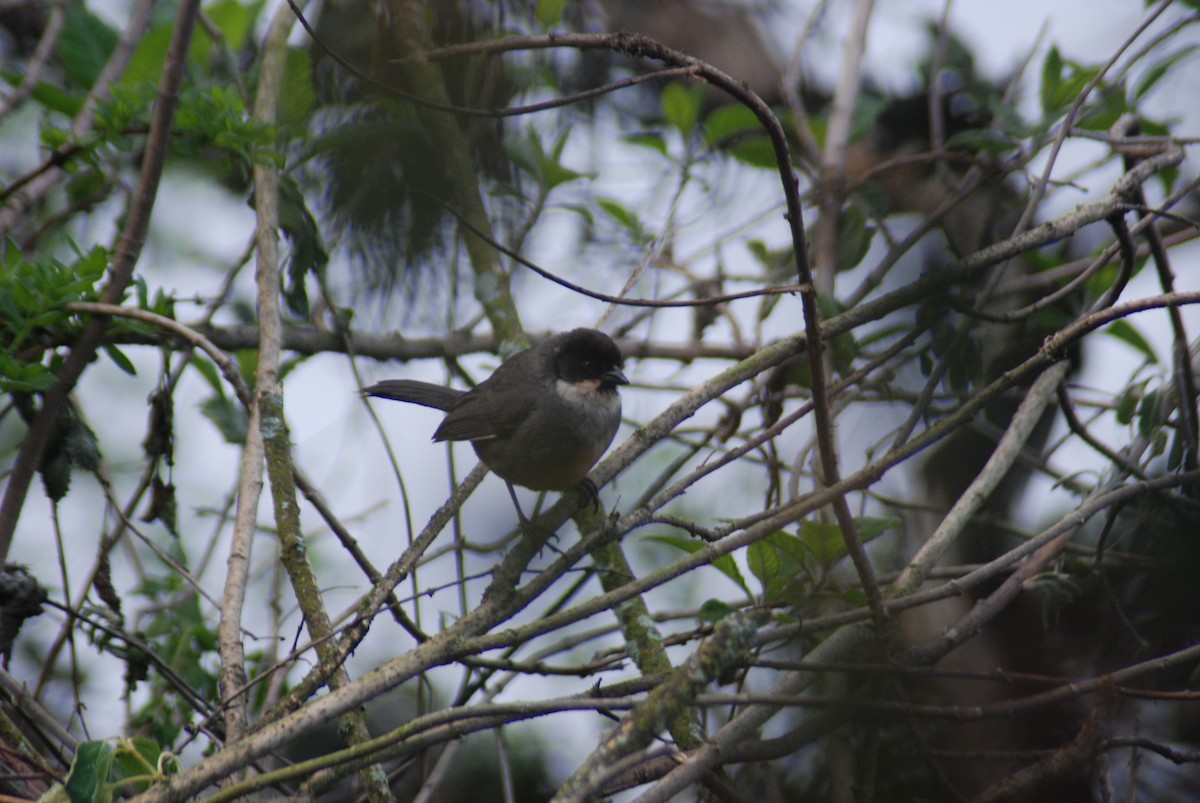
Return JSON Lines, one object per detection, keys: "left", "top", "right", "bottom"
{"left": 442, "top": 201, "right": 808, "bottom": 308}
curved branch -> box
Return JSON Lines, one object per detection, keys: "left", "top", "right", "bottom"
{"left": 63, "top": 303, "right": 251, "bottom": 406}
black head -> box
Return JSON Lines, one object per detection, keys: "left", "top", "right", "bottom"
{"left": 551, "top": 328, "right": 628, "bottom": 388}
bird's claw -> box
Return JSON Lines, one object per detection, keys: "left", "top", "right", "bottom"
{"left": 576, "top": 478, "right": 600, "bottom": 512}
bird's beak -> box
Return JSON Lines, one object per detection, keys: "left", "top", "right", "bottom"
{"left": 604, "top": 367, "right": 630, "bottom": 387}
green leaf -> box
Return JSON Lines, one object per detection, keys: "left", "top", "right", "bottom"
{"left": 698, "top": 598, "right": 737, "bottom": 623}
{"left": 1104, "top": 320, "right": 1158, "bottom": 364}
{"left": 841, "top": 587, "right": 867, "bottom": 608}
{"left": 705, "top": 105, "right": 778, "bottom": 167}
{"left": 1115, "top": 384, "right": 1142, "bottom": 425}
{"left": 798, "top": 520, "right": 845, "bottom": 565}
{"left": 103, "top": 344, "right": 137, "bottom": 376}
{"left": 65, "top": 740, "right": 115, "bottom": 803}
{"left": 1039, "top": 48, "right": 1100, "bottom": 118}
{"left": 200, "top": 396, "right": 248, "bottom": 444}
{"left": 141, "top": 285, "right": 175, "bottom": 318}
{"left": 764, "top": 530, "right": 809, "bottom": 570}
{"left": 30, "top": 82, "right": 85, "bottom": 116}
{"left": 793, "top": 516, "right": 892, "bottom": 578}
{"left": 1134, "top": 46, "right": 1198, "bottom": 100}
{"left": 746, "top": 239, "right": 793, "bottom": 280}
{"left": 623, "top": 132, "right": 668, "bottom": 155}
{"left": 645, "top": 535, "right": 749, "bottom": 595}
{"left": 188, "top": 355, "right": 226, "bottom": 397}
{"left": 704, "top": 104, "right": 761, "bottom": 146}
{"left": 597, "top": 198, "right": 644, "bottom": 238}
{"left": 854, "top": 516, "right": 899, "bottom": 543}
{"left": 540, "top": 160, "right": 584, "bottom": 191}
{"left": 111, "top": 737, "right": 162, "bottom": 793}
{"left": 753, "top": 533, "right": 809, "bottom": 607}
{"left": 67, "top": 168, "right": 110, "bottom": 205}
{"left": 57, "top": 6, "right": 118, "bottom": 89}
{"left": 726, "top": 137, "right": 778, "bottom": 169}
{"left": 0, "top": 351, "right": 57, "bottom": 392}
{"left": 120, "top": 24, "right": 172, "bottom": 88}
{"left": 202, "top": 0, "right": 265, "bottom": 53}
{"left": 1137, "top": 388, "right": 1166, "bottom": 438}
{"left": 1077, "top": 85, "right": 1127, "bottom": 132}
{"left": 836, "top": 207, "right": 874, "bottom": 272}
{"left": 40, "top": 125, "right": 71, "bottom": 152}
{"left": 508, "top": 129, "right": 585, "bottom": 191}
{"left": 535, "top": 0, "right": 568, "bottom": 27}
{"left": 747, "top": 539, "right": 781, "bottom": 597}
{"left": 1149, "top": 427, "right": 1168, "bottom": 458}
{"left": 279, "top": 47, "right": 317, "bottom": 131}
{"left": 746, "top": 539, "right": 778, "bottom": 585}
{"left": 661, "top": 82, "right": 703, "bottom": 138}
{"left": 172, "top": 84, "right": 276, "bottom": 168}
{"left": 1040, "top": 46, "right": 1064, "bottom": 115}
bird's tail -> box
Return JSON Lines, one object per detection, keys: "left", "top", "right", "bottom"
{"left": 362, "top": 380, "right": 463, "bottom": 411}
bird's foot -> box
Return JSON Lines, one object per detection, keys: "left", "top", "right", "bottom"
{"left": 574, "top": 478, "right": 601, "bottom": 512}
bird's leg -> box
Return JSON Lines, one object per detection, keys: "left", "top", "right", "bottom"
{"left": 531, "top": 490, "right": 547, "bottom": 519}
{"left": 505, "top": 481, "right": 530, "bottom": 525}
{"left": 506, "top": 482, "right": 562, "bottom": 554}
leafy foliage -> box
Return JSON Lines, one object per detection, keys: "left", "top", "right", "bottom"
{"left": 0, "top": 245, "right": 109, "bottom": 392}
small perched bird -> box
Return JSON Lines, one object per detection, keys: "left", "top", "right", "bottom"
{"left": 364, "top": 328, "right": 629, "bottom": 517}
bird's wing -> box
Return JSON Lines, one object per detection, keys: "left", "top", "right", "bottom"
{"left": 434, "top": 377, "right": 534, "bottom": 442}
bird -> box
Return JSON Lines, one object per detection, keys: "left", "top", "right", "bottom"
{"left": 363, "top": 328, "right": 629, "bottom": 521}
